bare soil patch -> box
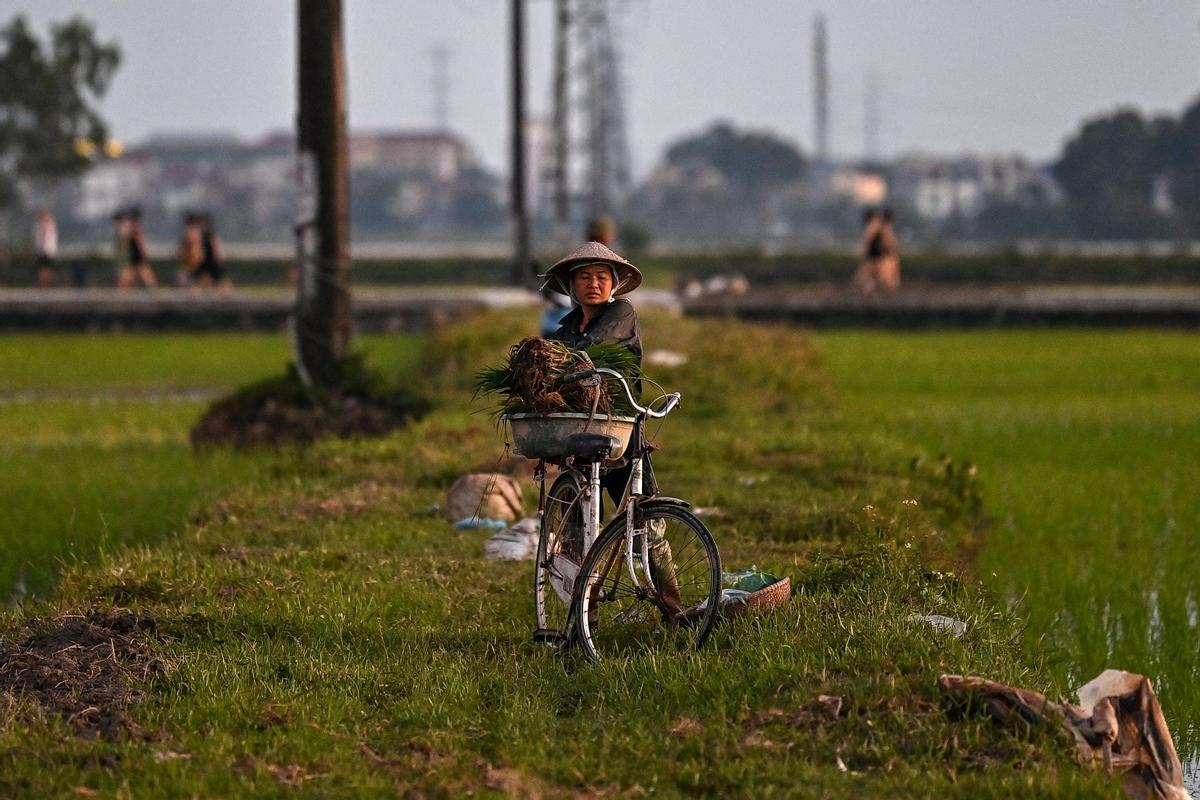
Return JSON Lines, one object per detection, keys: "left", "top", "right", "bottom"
{"left": 0, "top": 610, "right": 162, "bottom": 740}
{"left": 190, "top": 358, "right": 430, "bottom": 449}
{"left": 190, "top": 394, "right": 421, "bottom": 449}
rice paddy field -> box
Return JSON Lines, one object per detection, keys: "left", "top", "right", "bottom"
{"left": 1, "top": 315, "right": 1121, "bottom": 798}
{"left": 813, "top": 330, "right": 1200, "bottom": 766}
{"left": 0, "top": 319, "right": 1193, "bottom": 796}
{"left": 0, "top": 333, "right": 420, "bottom": 599}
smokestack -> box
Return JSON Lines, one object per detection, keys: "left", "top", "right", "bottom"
{"left": 813, "top": 13, "right": 829, "bottom": 163}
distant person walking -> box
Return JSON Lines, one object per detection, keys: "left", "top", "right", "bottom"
{"left": 877, "top": 208, "right": 901, "bottom": 292}
{"left": 34, "top": 208, "right": 58, "bottom": 288}
{"left": 195, "top": 214, "right": 230, "bottom": 291}
{"left": 178, "top": 213, "right": 203, "bottom": 287}
{"left": 112, "top": 209, "right": 129, "bottom": 276}
{"left": 852, "top": 208, "right": 884, "bottom": 292}
{"left": 117, "top": 208, "right": 158, "bottom": 289}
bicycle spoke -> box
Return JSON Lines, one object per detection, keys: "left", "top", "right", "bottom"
{"left": 576, "top": 508, "right": 720, "bottom": 661}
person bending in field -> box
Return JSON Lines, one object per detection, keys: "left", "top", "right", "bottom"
{"left": 541, "top": 242, "right": 683, "bottom": 617}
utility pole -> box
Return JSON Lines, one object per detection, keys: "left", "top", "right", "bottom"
{"left": 294, "top": 0, "right": 350, "bottom": 388}
{"left": 510, "top": 0, "right": 531, "bottom": 285}
{"left": 551, "top": 0, "right": 571, "bottom": 224}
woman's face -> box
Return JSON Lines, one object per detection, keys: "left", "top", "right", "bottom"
{"left": 573, "top": 263, "right": 614, "bottom": 307}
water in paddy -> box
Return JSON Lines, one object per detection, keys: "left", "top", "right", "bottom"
{"left": 814, "top": 330, "right": 1200, "bottom": 777}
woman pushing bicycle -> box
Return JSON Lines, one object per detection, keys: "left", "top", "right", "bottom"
{"left": 500, "top": 239, "right": 721, "bottom": 660}
{"left": 542, "top": 244, "right": 654, "bottom": 502}
{"left": 540, "top": 242, "right": 685, "bottom": 620}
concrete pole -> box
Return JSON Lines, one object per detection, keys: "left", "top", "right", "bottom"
{"left": 552, "top": 0, "right": 571, "bottom": 224}
{"left": 510, "top": 0, "right": 531, "bottom": 285}
{"left": 295, "top": 0, "right": 350, "bottom": 388}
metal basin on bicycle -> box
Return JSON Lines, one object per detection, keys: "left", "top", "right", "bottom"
{"left": 503, "top": 412, "right": 635, "bottom": 463}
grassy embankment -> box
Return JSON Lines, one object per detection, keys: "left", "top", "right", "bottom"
{"left": 815, "top": 330, "right": 1200, "bottom": 759}
{"left": 0, "top": 334, "right": 419, "bottom": 598}
{"left": 31, "top": 250, "right": 1200, "bottom": 289}
{"left": 0, "top": 316, "right": 1117, "bottom": 797}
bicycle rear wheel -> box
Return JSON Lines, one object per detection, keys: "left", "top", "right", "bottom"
{"left": 534, "top": 471, "right": 585, "bottom": 640}
{"left": 573, "top": 503, "right": 721, "bottom": 662}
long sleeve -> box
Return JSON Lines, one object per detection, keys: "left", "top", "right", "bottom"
{"left": 587, "top": 300, "right": 642, "bottom": 366}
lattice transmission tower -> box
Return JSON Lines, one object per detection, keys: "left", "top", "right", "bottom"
{"left": 546, "top": 0, "right": 633, "bottom": 223}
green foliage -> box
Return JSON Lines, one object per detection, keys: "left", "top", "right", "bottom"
{"left": 1160, "top": 99, "right": 1200, "bottom": 235}
{"left": 0, "top": 14, "right": 120, "bottom": 206}
{"left": 0, "top": 334, "right": 292, "bottom": 598}
{"left": 816, "top": 328, "right": 1200, "bottom": 759}
{"left": 1049, "top": 97, "right": 1200, "bottom": 238}
{"left": 665, "top": 120, "right": 806, "bottom": 191}
{"left": 636, "top": 121, "right": 808, "bottom": 242}
{"left": 0, "top": 333, "right": 418, "bottom": 596}
{"left": 473, "top": 339, "right": 640, "bottom": 416}
{"left": 216, "top": 353, "right": 429, "bottom": 418}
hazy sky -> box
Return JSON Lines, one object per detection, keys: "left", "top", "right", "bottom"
{"left": 5, "top": 1, "right": 1199, "bottom": 175}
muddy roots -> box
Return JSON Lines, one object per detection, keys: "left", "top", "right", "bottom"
{"left": 505, "top": 337, "right": 612, "bottom": 414}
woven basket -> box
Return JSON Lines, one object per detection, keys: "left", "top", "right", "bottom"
{"left": 722, "top": 576, "right": 791, "bottom": 620}
{"left": 745, "top": 576, "right": 791, "bottom": 614}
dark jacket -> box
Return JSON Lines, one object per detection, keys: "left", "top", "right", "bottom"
{"left": 552, "top": 298, "right": 652, "bottom": 492}
{"left": 549, "top": 298, "right": 642, "bottom": 368}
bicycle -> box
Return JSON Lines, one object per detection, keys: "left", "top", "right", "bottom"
{"left": 511, "top": 368, "right": 722, "bottom": 662}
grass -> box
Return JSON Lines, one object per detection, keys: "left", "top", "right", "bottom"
{"left": 0, "top": 314, "right": 1120, "bottom": 798}
{"left": 0, "top": 333, "right": 421, "bottom": 598}
{"left": 0, "top": 333, "right": 420, "bottom": 391}
{"left": 813, "top": 330, "right": 1200, "bottom": 759}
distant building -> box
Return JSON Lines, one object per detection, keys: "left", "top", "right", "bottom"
{"left": 54, "top": 129, "right": 500, "bottom": 243}
{"left": 887, "top": 154, "right": 1061, "bottom": 221}
{"left": 828, "top": 168, "right": 887, "bottom": 207}
{"left": 77, "top": 157, "right": 150, "bottom": 221}
{"left": 347, "top": 131, "right": 465, "bottom": 183}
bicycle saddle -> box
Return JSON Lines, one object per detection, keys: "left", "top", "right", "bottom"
{"left": 565, "top": 432, "right": 619, "bottom": 461}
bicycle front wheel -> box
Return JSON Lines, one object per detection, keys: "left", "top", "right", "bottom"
{"left": 573, "top": 504, "right": 721, "bottom": 662}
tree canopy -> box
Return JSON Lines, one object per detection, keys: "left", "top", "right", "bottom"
{"left": 1051, "top": 98, "right": 1200, "bottom": 238}
{"left": 665, "top": 121, "right": 806, "bottom": 194}
{"left": 0, "top": 14, "right": 121, "bottom": 207}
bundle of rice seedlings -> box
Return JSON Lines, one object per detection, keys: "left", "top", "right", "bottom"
{"left": 475, "top": 337, "right": 639, "bottom": 416}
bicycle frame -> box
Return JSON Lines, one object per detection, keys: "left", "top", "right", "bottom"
{"left": 537, "top": 369, "right": 681, "bottom": 618}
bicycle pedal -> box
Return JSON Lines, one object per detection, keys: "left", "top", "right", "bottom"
{"left": 531, "top": 628, "right": 569, "bottom": 647}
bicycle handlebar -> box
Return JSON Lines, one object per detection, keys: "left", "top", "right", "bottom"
{"left": 559, "top": 367, "right": 681, "bottom": 419}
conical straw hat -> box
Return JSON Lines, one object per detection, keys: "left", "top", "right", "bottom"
{"left": 540, "top": 241, "right": 643, "bottom": 297}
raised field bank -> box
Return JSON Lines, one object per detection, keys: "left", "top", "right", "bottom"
{"left": 34, "top": 250, "right": 1200, "bottom": 289}
{"left": 2, "top": 313, "right": 1174, "bottom": 797}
